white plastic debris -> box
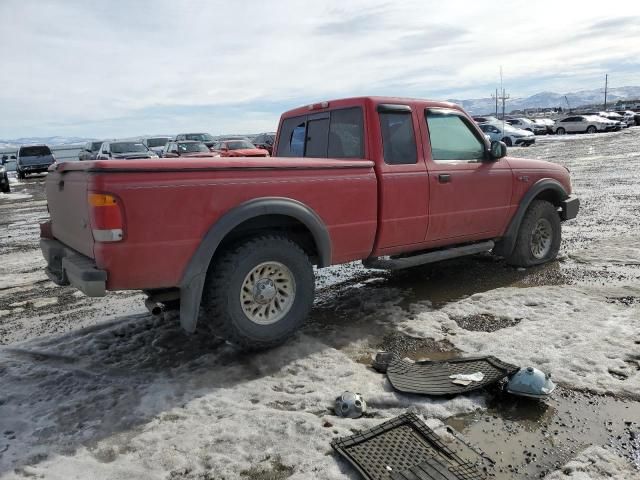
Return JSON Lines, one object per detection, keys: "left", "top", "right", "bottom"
{"left": 449, "top": 372, "right": 485, "bottom": 386}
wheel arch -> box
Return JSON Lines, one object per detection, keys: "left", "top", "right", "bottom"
{"left": 178, "top": 197, "right": 331, "bottom": 333}
{"left": 493, "top": 179, "right": 568, "bottom": 258}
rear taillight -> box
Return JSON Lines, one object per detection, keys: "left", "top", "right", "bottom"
{"left": 88, "top": 193, "right": 124, "bottom": 242}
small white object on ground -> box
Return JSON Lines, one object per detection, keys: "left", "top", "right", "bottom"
{"left": 450, "top": 372, "right": 484, "bottom": 386}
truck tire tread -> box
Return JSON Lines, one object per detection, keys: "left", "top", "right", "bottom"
{"left": 201, "top": 233, "right": 314, "bottom": 350}
{"left": 506, "top": 199, "right": 561, "bottom": 267}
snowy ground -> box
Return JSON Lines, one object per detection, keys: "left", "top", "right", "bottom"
{"left": 1, "top": 129, "right": 639, "bottom": 479}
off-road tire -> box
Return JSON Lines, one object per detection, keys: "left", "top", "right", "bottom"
{"left": 16, "top": 170, "right": 25, "bottom": 180}
{"left": 201, "top": 234, "right": 315, "bottom": 350}
{"left": 586, "top": 125, "right": 597, "bottom": 134}
{"left": 0, "top": 182, "right": 9, "bottom": 193}
{"left": 502, "top": 137, "right": 513, "bottom": 147}
{"left": 555, "top": 127, "right": 566, "bottom": 135}
{"left": 506, "top": 200, "right": 561, "bottom": 267}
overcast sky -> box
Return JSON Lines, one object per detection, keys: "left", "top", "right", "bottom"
{"left": 1, "top": 0, "right": 639, "bottom": 138}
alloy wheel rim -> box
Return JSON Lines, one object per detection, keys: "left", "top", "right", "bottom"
{"left": 530, "top": 218, "right": 553, "bottom": 259}
{"left": 240, "top": 261, "right": 296, "bottom": 325}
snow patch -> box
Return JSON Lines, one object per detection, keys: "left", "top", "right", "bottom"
{"left": 399, "top": 285, "right": 640, "bottom": 397}
{"left": 571, "top": 237, "right": 640, "bottom": 265}
{"left": 544, "top": 446, "right": 636, "bottom": 479}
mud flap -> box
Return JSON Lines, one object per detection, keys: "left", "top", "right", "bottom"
{"left": 331, "top": 413, "right": 485, "bottom": 480}
{"left": 386, "top": 355, "right": 519, "bottom": 396}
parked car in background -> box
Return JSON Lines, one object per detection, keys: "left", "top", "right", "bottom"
{"left": 533, "top": 118, "right": 555, "bottom": 134}
{"left": 252, "top": 132, "right": 276, "bottom": 155}
{"left": 16, "top": 145, "right": 56, "bottom": 179}
{"left": 162, "top": 141, "right": 219, "bottom": 158}
{"left": 143, "top": 137, "right": 173, "bottom": 156}
{"left": 175, "top": 133, "right": 217, "bottom": 149}
{"left": 211, "top": 139, "right": 269, "bottom": 157}
{"left": 597, "top": 111, "right": 627, "bottom": 128}
{"left": 478, "top": 122, "right": 536, "bottom": 146}
{"left": 553, "top": 115, "right": 615, "bottom": 135}
{"left": 614, "top": 111, "right": 636, "bottom": 127}
{"left": 96, "top": 141, "right": 159, "bottom": 160}
{"left": 0, "top": 156, "right": 10, "bottom": 193}
{"left": 472, "top": 115, "right": 499, "bottom": 124}
{"left": 78, "top": 141, "right": 104, "bottom": 161}
{"left": 506, "top": 117, "right": 547, "bottom": 135}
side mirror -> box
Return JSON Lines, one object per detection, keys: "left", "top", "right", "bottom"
{"left": 489, "top": 140, "right": 507, "bottom": 160}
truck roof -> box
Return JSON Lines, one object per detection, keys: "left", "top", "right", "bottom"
{"left": 280, "top": 96, "right": 462, "bottom": 118}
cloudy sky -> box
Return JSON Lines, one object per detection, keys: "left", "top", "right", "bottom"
{"left": 1, "top": 0, "right": 639, "bottom": 138}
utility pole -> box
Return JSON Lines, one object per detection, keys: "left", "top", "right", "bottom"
{"left": 491, "top": 88, "right": 498, "bottom": 116}
{"left": 603, "top": 74, "right": 608, "bottom": 110}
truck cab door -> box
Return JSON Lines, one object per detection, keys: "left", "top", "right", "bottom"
{"left": 422, "top": 108, "right": 512, "bottom": 244}
{"left": 372, "top": 104, "right": 430, "bottom": 255}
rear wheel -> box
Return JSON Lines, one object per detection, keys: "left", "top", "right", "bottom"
{"left": 0, "top": 181, "right": 9, "bottom": 193}
{"left": 506, "top": 200, "right": 561, "bottom": 267}
{"left": 502, "top": 137, "right": 513, "bottom": 147}
{"left": 586, "top": 125, "right": 597, "bottom": 134}
{"left": 556, "top": 127, "right": 566, "bottom": 135}
{"left": 201, "top": 234, "right": 315, "bottom": 350}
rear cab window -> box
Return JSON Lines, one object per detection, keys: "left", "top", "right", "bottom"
{"left": 276, "top": 107, "right": 364, "bottom": 159}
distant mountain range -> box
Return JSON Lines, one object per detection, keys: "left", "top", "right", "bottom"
{"left": 2, "top": 86, "right": 640, "bottom": 147}
{"left": 449, "top": 86, "right": 640, "bottom": 114}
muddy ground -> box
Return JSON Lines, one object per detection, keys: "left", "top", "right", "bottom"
{"left": 0, "top": 129, "right": 639, "bottom": 479}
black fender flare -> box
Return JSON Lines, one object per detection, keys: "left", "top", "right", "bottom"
{"left": 179, "top": 197, "right": 331, "bottom": 332}
{"left": 493, "top": 178, "right": 568, "bottom": 257}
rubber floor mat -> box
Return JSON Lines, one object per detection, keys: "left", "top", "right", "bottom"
{"left": 331, "top": 413, "right": 485, "bottom": 480}
{"left": 386, "top": 356, "right": 519, "bottom": 396}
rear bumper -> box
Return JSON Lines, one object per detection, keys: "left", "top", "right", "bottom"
{"left": 40, "top": 238, "right": 107, "bottom": 297}
{"left": 560, "top": 195, "right": 580, "bottom": 221}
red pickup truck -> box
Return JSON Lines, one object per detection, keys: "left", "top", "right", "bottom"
{"left": 40, "top": 97, "right": 579, "bottom": 349}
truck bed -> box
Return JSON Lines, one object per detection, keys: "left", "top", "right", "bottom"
{"left": 45, "top": 157, "right": 378, "bottom": 290}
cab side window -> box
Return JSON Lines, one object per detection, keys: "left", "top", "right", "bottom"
{"left": 425, "top": 110, "right": 485, "bottom": 162}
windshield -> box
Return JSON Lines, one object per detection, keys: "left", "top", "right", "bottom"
{"left": 19, "top": 146, "right": 51, "bottom": 157}
{"left": 185, "top": 133, "right": 214, "bottom": 142}
{"left": 91, "top": 142, "right": 103, "bottom": 151}
{"left": 178, "top": 142, "right": 209, "bottom": 153}
{"left": 146, "top": 138, "right": 170, "bottom": 148}
{"left": 225, "top": 140, "right": 255, "bottom": 150}
{"left": 111, "top": 142, "right": 148, "bottom": 154}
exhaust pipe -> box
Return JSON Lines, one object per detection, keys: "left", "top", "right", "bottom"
{"left": 145, "top": 298, "right": 164, "bottom": 316}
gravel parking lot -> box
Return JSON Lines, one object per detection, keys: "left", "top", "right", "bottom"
{"left": 1, "top": 129, "right": 639, "bottom": 479}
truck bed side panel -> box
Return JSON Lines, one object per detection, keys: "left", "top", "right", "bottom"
{"left": 91, "top": 166, "right": 377, "bottom": 290}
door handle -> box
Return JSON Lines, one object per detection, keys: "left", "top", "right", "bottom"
{"left": 438, "top": 173, "right": 452, "bottom": 183}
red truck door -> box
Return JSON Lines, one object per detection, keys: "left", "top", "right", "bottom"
{"left": 373, "top": 104, "right": 430, "bottom": 253}
{"left": 421, "top": 108, "right": 512, "bottom": 243}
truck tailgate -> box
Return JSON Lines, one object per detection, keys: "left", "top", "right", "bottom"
{"left": 46, "top": 169, "right": 95, "bottom": 258}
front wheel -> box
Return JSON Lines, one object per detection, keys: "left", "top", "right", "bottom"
{"left": 555, "top": 127, "right": 566, "bottom": 135}
{"left": 506, "top": 200, "right": 561, "bottom": 267}
{"left": 502, "top": 137, "right": 513, "bottom": 147}
{"left": 201, "top": 234, "right": 315, "bottom": 350}
{"left": 16, "top": 169, "right": 25, "bottom": 180}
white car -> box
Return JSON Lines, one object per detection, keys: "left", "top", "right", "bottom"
{"left": 478, "top": 122, "right": 536, "bottom": 146}
{"left": 533, "top": 118, "right": 555, "bottom": 134}
{"left": 613, "top": 111, "right": 636, "bottom": 127}
{"left": 553, "top": 115, "right": 613, "bottom": 135}
{"left": 506, "top": 117, "right": 547, "bottom": 135}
